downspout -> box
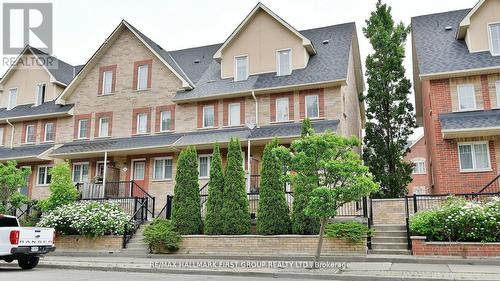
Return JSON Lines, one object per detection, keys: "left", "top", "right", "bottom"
{"left": 247, "top": 139, "right": 251, "bottom": 193}
{"left": 6, "top": 119, "right": 14, "bottom": 149}
{"left": 252, "top": 91, "right": 259, "bottom": 128}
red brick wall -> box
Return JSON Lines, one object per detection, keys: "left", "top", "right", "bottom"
{"left": 404, "top": 136, "right": 430, "bottom": 194}
{"left": 412, "top": 237, "right": 500, "bottom": 257}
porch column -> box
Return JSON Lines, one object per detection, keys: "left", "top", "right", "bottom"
{"left": 247, "top": 140, "right": 251, "bottom": 192}
{"left": 102, "top": 151, "right": 108, "bottom": 191}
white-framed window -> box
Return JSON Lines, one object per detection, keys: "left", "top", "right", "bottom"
{"left": 37, "top": 165, "right": 52, "bottom": 186}
{"left": 199, "top": 155, "right": 211, "bottom": 178}
{"left": 78, "top": 119, "right": 89, "bottom": 139}
{"left": 277, "top": 49, "right": 292, "bottom": 76}
{"left": 137, "top": 64, "right": 149, "bottom": 90}
{"left": 412, "top": 159, "right": 426, "bottom": 174}
{"left": 72, "top": 162, "right": 89, "bottom": 183}
{"left": 203, "top": 105, "right": 215, "bottom": 128}
{"left": 35, "top": 83, "right": 46, "bottom": 106}
{"left": 0, "top": 127, "right": 3, "bottom": 145}
{"left": 136, "top": 113, "right": 148, "bottom": 134}
{"left": 457, "top": 84, "right": 476, "bottom": 111}
{"left": 234, "top": 55, "right": 248, "bottom": 81}
{"left": 160, "top": 110, "right": 173, "bottom": 132}
{"left": 458, "top": 142, "right": 491, "bottom": 172}
{"left": 102, "top": 70, "right": 113, "bottom": 95}
{"left": 305, "top": 95, "right": 319, "bottom": 119}
{"left": 412, "top": 186, "right": 427, "bottom": 195}
{"left": 132, "top": 160, "right": 145, "bottom": 180}
{"left": 25, "top": 124, "right": 35, "bottom": 143}
{"left": 275, "top": 97, "right": 289, "bottom": 122}
{"left": 99, "top": 117, "right": 109, "bottom": 137}
{"left": 8, "top": 88, "right": 17, "bottom": 110}
{"left": 228, "top": 102, "right": 240, "bottom": 126}
{"left": 496, "top": 81, "right": 500, "bottom": 107}
{"left": 489, "top": 23, "right": 500, "bottom": 56}
{"left": 153, "top": 157, "right": 173, "bottom": 180}
{"left": 44, "top": 122, "right": 54, "bottom": 142}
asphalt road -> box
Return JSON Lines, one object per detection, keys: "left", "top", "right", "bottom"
{"left": 0, "top": 267, "right": 313, "bottom": 281}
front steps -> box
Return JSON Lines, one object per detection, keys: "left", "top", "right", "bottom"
{"left": 121, "top": 223, "right": 150, "bottom": 254}
{"left": 369, "top": 224, "right": 411, "bottom": 255}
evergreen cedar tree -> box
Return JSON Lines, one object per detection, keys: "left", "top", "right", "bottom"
{"left": 172, "top": 146, "right": 203, "bottom": 234}
{"left": 221, "top": 138, "right": 251, "bottom": 234}
{"left": 38, "top": 161, "right": 79, "bottom": 212}
{"left": 256, "top": 138, "right": 291, "bottom": 235}
{"left": 362, "top": 0, "right": 416, "bottom": 198}
{"left": 204, "top": 143, "right": 225, "bottom": 235}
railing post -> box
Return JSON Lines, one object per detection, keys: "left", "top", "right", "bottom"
{"left": 133, "top": 197, "right": 138, "bottom": 220}
{"left": 413, "top": 195, "right": 418, "bottom": 214}
{"left": 362, "top": 197, "right": 368, "bottom": 217}
{"left": 152, "top": 197, "right": 155, "bottom": 218}
{"left": 145, "top": 197, "right": 149, "bottom": 221}
{"left": 166, "top": 195, "right": 173, "bottom": 219}
{"left": 130, "top": 181, "right": 134, "bottom": 197}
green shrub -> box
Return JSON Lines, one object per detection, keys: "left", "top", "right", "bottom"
{"left": 325, "top": 221, "right": 373, "bottom": 242}
{"left": 143, "top": 219, "right": 182, "bottom": 253}
{"left": 37, "top": 162, "right": 78, "bottom": 212}
{"left": 10, "top": 192, "right": 29, "bottom": 208}
{"left": 37, "top": 201, "right": 131, "bottom": 237}
{"left": 410, "top": 197, "right": 500, "bottom": 242}
{"left": 204, "top": 144, "right": 225, "bottom": 235}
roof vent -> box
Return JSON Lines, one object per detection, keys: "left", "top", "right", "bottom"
{"left": 322, "top": 40, "right": 330, "bottom": 45}
{"left": 445, "top": 26, "right": 453, "bottom": 31}
{"left": 194, "top": 59, "right": 201, "bottom": 64}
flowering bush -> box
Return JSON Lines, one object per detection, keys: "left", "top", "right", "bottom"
{"left": 37, "top": 201, "right": 131, "bottom": 237}
{"left": 410, "top": 197, "right": 500, "bottom": 242}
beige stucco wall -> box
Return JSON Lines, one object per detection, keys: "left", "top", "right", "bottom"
{"left": 466, "top": 0, "right": 500, "bottom": 52}
{"left": 0, "top": 53, "right": 63, "bottom": 108}
{"left": 220, "top": 9, "right": 308, "bottom": 79}
{"left": 449, "top": 75, "right": 484, "bottom": 112}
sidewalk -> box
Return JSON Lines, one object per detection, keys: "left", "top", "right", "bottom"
{"left": 15, "top": 255, "right": 500, "bottom": 280}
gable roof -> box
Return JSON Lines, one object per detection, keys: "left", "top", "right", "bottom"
{"left": 0, "top": 45, "right": 80, "bottom": 86}
{"left": 213, "top": 2, "right": 316, "bottom": 61}
{"left": 457, "top": 0, "right": 485, "bottom": 39}
{"left": 56, "top": 20, "right": 193, "bottom": 104}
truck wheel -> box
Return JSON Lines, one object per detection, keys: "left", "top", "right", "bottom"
{"left": 18, "top": 256, "right": 39, "bottom": 270}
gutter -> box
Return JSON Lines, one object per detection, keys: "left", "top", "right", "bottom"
{"left": 252, "top": 91, "right": 259, "bottom": 128}
{"left": 6, "top": 119, "right": 14, "bottom": 149}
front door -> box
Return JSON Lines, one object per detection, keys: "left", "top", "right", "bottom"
{"left": 131, "top": 159, "right": 147, "bottom": 193}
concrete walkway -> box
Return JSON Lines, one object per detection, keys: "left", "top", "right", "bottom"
{"left": 5, "top": 255, "right": 498, "bottom": 280}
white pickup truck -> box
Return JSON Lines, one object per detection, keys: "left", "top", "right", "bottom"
{"left": 0, "top": 214, "right": 55, "bottom": 269}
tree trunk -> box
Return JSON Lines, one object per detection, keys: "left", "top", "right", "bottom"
{"left": 312, "top": 217, "right": 327, "bottom": 269}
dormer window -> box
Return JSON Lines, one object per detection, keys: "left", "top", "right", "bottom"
{"left": 35, "top": 83, "right": 46, "bottom": 106}
{"left": 277, "top": 49, "right": 292, "bottom": 76}
{"left": 234, "top": 55, "right": 248, "bottom": 81}
{"left": 489, "top": 23, "right": 500, "bottom": 56}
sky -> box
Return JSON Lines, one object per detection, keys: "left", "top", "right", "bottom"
{"left": 0, "top": 0, "right": 477, "bottom": 139}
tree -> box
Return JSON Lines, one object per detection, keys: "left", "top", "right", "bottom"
{"left": 363, "top": 0, "right": 416, "bottom": 198}
{"left": 38, "top": 162, "right": 78, "bottom": 212}
{"left": 221, "top": 138, "right": 250, "bottom": 234}
{"left": 289, "top": 133, "right": 378, "bottom": 267}
{"left": 301, "top": 118, "right": 313, "bottom": 137}
{"left": 204, "top": 143, "right": 225, "bottom": 235}
{"left": 256, "top": 139, "right": 291, "bottom": 235}
{"left": 172, "top": 147, "right": 203, "bottom": 234}
{"left": 0, "top": 161, "right": 30, "bottom": 212}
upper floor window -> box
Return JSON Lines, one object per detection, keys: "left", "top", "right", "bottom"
{"left": 0, "top": 127, "right": 4, "bottom": 145}
{"left": 489, "top": 23, "right": 500, "bottom": 56}
{"left": 44, "top": 122, "right": 54, "bottom": 142}
{"left": 37, "top": 165, "right": 52, "bottom": 186}
{"left": 25, "top": 124, "right": 35, "bottom": 143}
{"left": 78, "top": 119, "right": 89, "bottom": 139}
{"left": 102, "top": 70, "right": 113, "bottom": 95}
{"left": 72, "top": 162, "right": 89, "bottom": 183}
{"left": 458, "top": 142, "right": 490, "bottom": 172}
{"left": 99, "top": 117, "right": 109, "bottom": 137}
{"left": 457, "top": 84, "right": 476, "bottom": 111}
{"left": 35, "top": 83, "right": 46, "bottom": 106}
{"left": 305, "top": 95, "right": 319, "bottom": 119}
{"left": 228, "top": 102, "right": 240, "bottom": 126}
{"left": 276, "top": 97, "right": 289, "bottom": 122}
{"left": 277, "top": 49, "right": 292, "bottom": 76}
{"left": 234, "top": 56, "right": 248, "bottom": 81}
{"left": 137, "top": 64, "right": 149, "bottom": 90}
{"left": 136, "top": 113, "right": 148, "bottom": 134}
{"left": 199, "top": 155, "right": 211, "bottom": 178}
{"left": 153, "top": 157, "right": 173, "bottom": 180}
{"left": 8, "top": 88, "right": 17, "bottom": 110}
{"left": 412, "top": 160, "right": 426, "bottom": 174}
{"left": 203, "top": 105, "right": 215, "bottom": 128}
{"left": 160, "top": 110, "right": 173, "bottom": 132}
{"left": 496, "top": 81, "right": 500, "bottom": 107}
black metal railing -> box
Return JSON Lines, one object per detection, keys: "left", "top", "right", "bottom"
{"left": 122, "top": 197, "right": 149, "bottom": 248}
{"left": 4, "top": 201, "right": 38, "bottom": 221}
{"left": 477, "top": 174, "right": 500, "bottom": 194}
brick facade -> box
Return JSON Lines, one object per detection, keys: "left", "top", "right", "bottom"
{"left": 131, "top": 107, "right": 152, "bottom": 134}
{"left": 404, "top": 136, "right": 430, "bottom": 195}
{"left": 94, "top": 112, "right": 113, "bottom": 137}
{"left": 56, "top": 235, "right": 123, "bottom": 252}
{"left": 269, "top": 92, "right": 294, "bottom": 122}
{"left": 97, "top": 65, "right": 117, "bottom": 95}
{"left": 298, "top": 88, "right": 325, "bottom": 119}
{"left": 411, "top": 236, "right": 500, "bottom": 257}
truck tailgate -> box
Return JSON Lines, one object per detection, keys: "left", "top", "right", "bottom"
{"left": 18, "top": 227, "right": 54, "bottom": 246}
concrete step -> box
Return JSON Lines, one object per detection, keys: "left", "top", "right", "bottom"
{"left": 372, "top": 224, "right": 406, "bottom": 231}
{"left": 372, "top": 242, "right": 408, "bottom": 250}
{"left": 127, "top": 241, "right": 147, "bottom": 247}
{"left": 372, "top": 236, "right": 408, "bottom": 244}
{"left": 373, "top": 230, "right": 407, "bottom": 237}
{"left": 369, "top": 249, "right": 411, "bottom": 255}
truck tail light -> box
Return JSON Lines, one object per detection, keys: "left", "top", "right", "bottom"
{"left": 53, "top": 230, "right": 56, "bottom": 243}
{"left": 9, "top": 230, "right": 19, "bottom": 245}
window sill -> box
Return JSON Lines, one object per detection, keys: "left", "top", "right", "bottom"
{"left": 197, "top": 126, "right": 218, "bottom": 130}
{"left": 42, "top": 141, "right": 54, "bottom": 144}
{"left": 22, "top": 142, "right": 36, "bottom": 146}
{"left": 36, "top": 184, "right": 49, "bottom": 187}
{"left": 270, "top": 120, "right": 294, "bottom": 124}
{"left": 95, "top": 136, "right": 111, "bottom": 139}
{"left": 132, "top": 89, "right": 151, "bottom": 93}
{"left": 455, "top": 108, "right": 484, "bottom": 113}
{"left": 300, "top": 117, "right": 325, "bottom": 121}
{"left": 74, "top": 138, "right": 89, "bottom": 141}
{"left": 459, "top": 169, "right": 492, "bottom": 174}
{"left": 155, "top": 130, "right": 175, "bottom": 134}
{"left": 223, "top": 124, "right": 245, "bottom": 128}
{"left": 152, "top": 179, "right": 173, "bottom": 182}
{"left": 132, "top": 133, "right": 150, "bottom": 136}
{"left": 98, "top": 93, "right": 115, "bottom": 97}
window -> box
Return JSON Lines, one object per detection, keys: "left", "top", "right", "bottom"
{"left": 489, "top": 23, "right": 500, "bottom": 56}
{"left": 457, "top": 84, "right": 476, "bottom": 111}
{"left": 275, "top": 97, "right": 289, "bottom": 122}
{"left": 277, "top": 49, "right": 292, "bottom": 76}
{"left": 102, "top": 70, "right": 113, "bottom": 95}
{"left": 35, "top": 83, "right": 46, "bottom": 106}
{"left": 0, "top": 127, "right": 3, "bottom": 145}
{"left": 133, "top": 161, "right": 145, "bottom": 180}
{"left": 305, "top": 95, "right": 319, "bottom": 119}
{"left": 160, "top": 111, "right": 173, "bottom": 132}
{"left": 412, "top": 160, "right": 426, "bottom": 174}
{"left": 44, "top": 122, "right": 54, "bottom": 142}
{"left": 137, "top": 64, "right": 149, "bottom": 90}
{"left": 496, "top": 81, "right": 500, "bottom": 107}
{"left": 228, "top": 103, "right": 240, "bottom": 126}
{"left": 8, "top": 88, "right": 17, "bottom": 110}
{"left": 98, "top": 117, "right": 109, "bottom": 137}
{"left": 153, "top": 157, "right": 173, "bottom": 180}
{"left": 25, "top": 124, "right": 35, "bottom": 143}
{"left": 78, "top": 119, "right": 89, "bottom": 139}
{"left": 199, "top": 155, "right": 211, "bottom": 178}
{"left": 72, "top": 163, "right": 89, "bottom": 183}
{"left": 37, "top": 166, "right": 52, "bottom": 185}
{"left": 136, "top": 113, "right": 148, "bottom": 134}
{"left": 412, "top": 186, "right": 427, "bottom": 195}
{"left": 234, "top": 56, "right": 248, "bottom": 81}
{"left": 203, "top": 105, "right": 215, "bottom": 128}
{"left": 458, "top": 142, "right": 491, "bottom": 172}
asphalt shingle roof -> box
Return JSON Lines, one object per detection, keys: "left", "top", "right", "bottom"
{"left": 439, "top": 109, "right": 500, "bottom": 130}
{"left": 0, "top": 101, "right": 73, "bottom": 120}
{"left": 412, "top": 9, "right": 500, "bottom": 75}
{"left": 0, "top": 144, "right": 54, "bottom": 160}
{"left": 30, "top": 47, "right": 81, "bottom": 85}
